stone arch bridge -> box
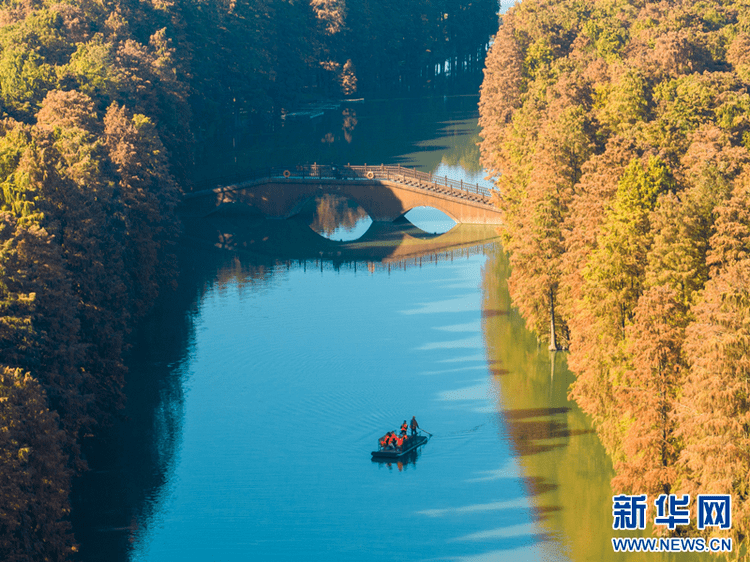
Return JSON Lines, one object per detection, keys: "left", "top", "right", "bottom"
{"left": 180, "top": 164, "right": 503, "bottom": 225}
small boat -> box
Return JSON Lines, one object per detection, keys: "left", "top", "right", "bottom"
{"left": 371, "top": 434, "right": 429, "bottom": 460}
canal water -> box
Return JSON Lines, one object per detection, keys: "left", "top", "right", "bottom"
{"left": 72, "top": 94, "right": 704, "bottom": 562}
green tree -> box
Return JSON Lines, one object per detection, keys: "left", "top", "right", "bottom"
{"left": 583, "top": 157, "right": 674, "bottom": 336}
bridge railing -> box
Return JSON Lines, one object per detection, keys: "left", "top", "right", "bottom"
{"left": 187, "top": 164, "right": 497, "bottom": 200}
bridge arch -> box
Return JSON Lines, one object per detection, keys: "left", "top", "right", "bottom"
{"left": 284, "top": 190, "right": 380, "bottom": 225}
{"left": 290, "top": 193, "right": 375, "bottom": 242}
{"left": 395, "top": 205, "right": 460, "bottom": 225}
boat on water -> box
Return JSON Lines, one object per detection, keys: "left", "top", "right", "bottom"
{"left": 371, "top": 434, "right": 429, "bottom": 460}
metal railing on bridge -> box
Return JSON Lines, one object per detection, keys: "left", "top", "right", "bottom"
{"left": 186, "top": 164, "right": 497, "bottom": 200}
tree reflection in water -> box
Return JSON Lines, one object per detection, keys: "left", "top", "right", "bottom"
{"left": 308, "top": 194, "right": 371, "bottom": 240}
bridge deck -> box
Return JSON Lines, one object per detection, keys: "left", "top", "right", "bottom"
{"left": 185, "top": 164, "right": 497, "bottom": 206}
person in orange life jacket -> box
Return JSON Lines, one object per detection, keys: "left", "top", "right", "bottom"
{"left": 400, "top": 421, "right": 408, "bottom": 436}
{"left": 379, "top": 434, "right": 389, "bottom": 449}
{"left": 381, "top": 432, "right": 389, "bottom": 449}
{"left": 410, "top": 416, "right": 419, "bottom": 436}
{"left": 395, "top": 434, "right": 404, "bottom": 450}
{"left": 386, "top": 432, "right": 397, "bottom": 449}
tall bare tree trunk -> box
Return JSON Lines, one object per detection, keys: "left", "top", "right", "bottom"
{"left": 548, "top": 286, "right": 558, "bottom": 351}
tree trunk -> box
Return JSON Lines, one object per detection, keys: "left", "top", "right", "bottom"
{"left": 548, "top": 286, "right": 558, "bottom": 351}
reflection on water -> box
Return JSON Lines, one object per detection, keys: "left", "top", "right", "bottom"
{"left": 342, "top": 108, "right": 357, "bottom": 144}
{"left": 434, "top": 161, "right": 491, "bottom": 189}
{"left": 480, "top": 248, "right": 711, "bottom": 562}
{"left": 370, "top": 446, "right": 426, "bottom": 471}
{"left": 194, "top": 95, "right": 489, "bottom": 185}
{"left": 184, "top": 213, "right": 498, "bottom": 272}
{"left": 305, "top": 194, "right": 372, "bottom": 241}
{"left": 403, "top": 206, "right": 456, "bottom": 234}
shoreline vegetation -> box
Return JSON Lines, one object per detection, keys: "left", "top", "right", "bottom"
{"left": 479, "top": 0, "right": 750, "bottom": 551}
{"left": 0, "top": 0, "right": 497, "bottom": 559}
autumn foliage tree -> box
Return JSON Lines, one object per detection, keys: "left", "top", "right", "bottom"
{"left": 0, "top": 367, "right": 73, "bottom": 562}
{"left": 480, "top": 0, "right": 750, "bottom": 547}
{"left": 613, "top": 285, "right": 684, "bottom": 499}
{"left": 0, "top": 0, "right": 183, "bottom": 557}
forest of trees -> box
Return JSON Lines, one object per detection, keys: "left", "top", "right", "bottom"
{"left": 480, "top": 0, "right": 750, "bottom": 549}
{"left": 0, "top": 0, "right": 498, "bottom": 559}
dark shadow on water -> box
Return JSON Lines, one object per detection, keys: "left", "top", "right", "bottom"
{"left": 533, "top": 504, "right": 563, "bottom": 523}
{"left": 506, "top": 407, "right": 571, "bottom": 418}
{"left": 501, "top": 408, "right": 594, "bottom": 458}
{"left": 436, "top": 125, "right": 476, "bottom": 135}
{"left": 485, "top": 360, "right": 508, "bottom": 373}
{"left": 451, "top": 532, "right": 551, "bottom": 552}
{"left": 481, "top": 308, "right": 507, "bottom": 318}
{"left": 521, "top": 476, "right": 558, "bottom": 498}
{"left": 70, "top": 243, "right": 237, "bottom": 562}
{"left": 517, "top": 477, "right": 563, "bottom": 532}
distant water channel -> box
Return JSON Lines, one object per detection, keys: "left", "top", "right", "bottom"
{"left": 72, "top": 94, "right": 707, "bottom": 562}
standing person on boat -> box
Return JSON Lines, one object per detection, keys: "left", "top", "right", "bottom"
{"left": 410, "top": 416, "right": 419, "bottom": 436}
{"left": 395, "top": 434, "right": 404, "bottom": 451}
{"left": 400, "top": 421, "right": 408, "bottom": 436}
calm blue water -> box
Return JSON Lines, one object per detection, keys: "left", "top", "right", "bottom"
{"left": 127, "top": 249, "right": 553, "bottom": 561}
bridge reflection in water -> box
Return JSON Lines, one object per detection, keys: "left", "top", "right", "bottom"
{"left": 182, "top": 193, "right": 500, "bottom": 272}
